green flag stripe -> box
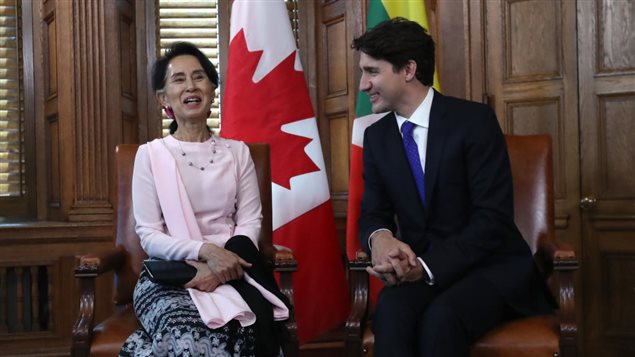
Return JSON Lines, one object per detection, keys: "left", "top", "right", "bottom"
{"left": 355, "top": 0, "right": 389, "bottom": 117}
{"left": 367, "top": 0, "right": 390, "bottom": 30}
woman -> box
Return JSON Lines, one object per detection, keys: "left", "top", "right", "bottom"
{"left": 119, "top": 42, "right": 290, "bottom": 357}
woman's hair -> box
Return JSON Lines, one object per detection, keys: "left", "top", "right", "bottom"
{"left": 352, "top": 17, "right": 435, "bottom": 86}
{"left": 152, "top": 42, "right": 218, "bottom": 134}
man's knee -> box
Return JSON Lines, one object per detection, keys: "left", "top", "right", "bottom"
{"left": 420, "top": 302, "right": 465, "bottom": 333}
{"left": 418, "top": 302, "right": 470, "bottom": 356}
{"left": 373, "top": 284, "right": 428, "bottom": 331}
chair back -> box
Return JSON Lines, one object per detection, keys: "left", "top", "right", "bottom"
{"left": 505, "top": 135, "right": 554, "bottom": 256}
{"left": 111, "top": 142, "right": 273, "bottom": 304}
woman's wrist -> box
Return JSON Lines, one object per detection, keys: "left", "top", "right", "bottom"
{"left": 198, "top": 242, "right": 218, "bottom": 260}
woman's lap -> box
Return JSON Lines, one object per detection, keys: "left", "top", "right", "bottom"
{"left": 119, "top": 270, "right": 256, "bottom": 357}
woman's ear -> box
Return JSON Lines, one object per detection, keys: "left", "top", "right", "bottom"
{"left": 156, "top": 91, "right": 167, "bottom": 107}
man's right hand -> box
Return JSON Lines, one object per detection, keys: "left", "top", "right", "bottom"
{"left": 368, "top": 231, "right": 419, "bottom": 285}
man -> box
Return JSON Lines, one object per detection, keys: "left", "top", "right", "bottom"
{"left": 353, "top": 18, "right": 554, "bottom": 356}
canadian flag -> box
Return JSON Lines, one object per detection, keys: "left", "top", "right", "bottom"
{"left": 221, "top": 0, "right": 349, "bottom": 343}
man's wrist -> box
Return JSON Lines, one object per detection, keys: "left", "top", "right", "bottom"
{"left": 368, "top": 228, "right": 392, "bottom": 250}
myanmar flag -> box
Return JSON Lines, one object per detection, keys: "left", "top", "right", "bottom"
{"left": 345, "top": 0, "right": 441, "bottom": 302}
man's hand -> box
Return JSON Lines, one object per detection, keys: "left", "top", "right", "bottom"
{"left": 198, "top": 243, "right": 252, "bottom": 283}
{"left": 366, "top": 262, "right": 399, "bottom": 286}
{"left": 184, "top": 260, "right": 221, "bottom": 292}
{"left": 368, "top": 231, "right": 420, "bottom": 285}
{"left": 387, "top": 249, "right": 424, "bottom": 283}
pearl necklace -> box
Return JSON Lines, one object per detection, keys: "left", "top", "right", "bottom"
{"left": 174, "top": 136, "right": 217, "bottom": 171}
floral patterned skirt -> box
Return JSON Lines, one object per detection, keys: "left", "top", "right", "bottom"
{"left": 119, "top": 269, "right": 256, "bottom": 357}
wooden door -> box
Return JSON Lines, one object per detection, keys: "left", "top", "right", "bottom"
{"left": 577, "top": 0, "right": 635, "bottom": 355}
{"left": 482, "top": 0, "right": 635, "bottom": 354}
{"left": 483, "top": 0, "right": 582, "bottom": 262}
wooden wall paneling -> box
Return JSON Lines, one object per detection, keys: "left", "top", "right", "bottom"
{"left": 437, "top": 0, "right": 469, "bottom": 99}
{"left": 118, "top": 0, "right": 138, "bottom": 146}
{"left": 466, "top": 0, "right": 485, "bottom": 103}
{"left": 481, "top": 1, "right": 583, "bottom": 351}
{"left": 137, "top": 0, "right": 158, "bottom": 142}
{"left": 317, "top": 0, "right": 343, "bottom": 196}
{"left": 55, "top": 0, "right": 76, "bottom": 221}
{"left": 110, "top": 0, "right": 139, "bottom": 218}
{"left": 44, "top": 12, "right": 56, "bottom": 97}
{"left": 0, "top": 224, "right": 114, "bottom": 355}
{"left": 45, "top": 116, "right": 60, "bottom": 208}
{"left": 42, "top": 1, "right": 63, "bottom": 220}
{"left": 578, "top": 0, "right": 635, "bottom": 354}
{"left": 483, "top": 0, "right": 581, "bottom": 252}
{"left": 0, "top": 0, "right": 151, "bottom": 354}
{"left": 67, "top": 0, "right": 114, "bottom": 222}
{"left": 329, "top": 116, "right": 349, "bottom": 194}
{"left": 314, "top": 0, "right": 365, "bottom": 255}
{"left": 297, "top": 0, "right": 318, "bottom": 118}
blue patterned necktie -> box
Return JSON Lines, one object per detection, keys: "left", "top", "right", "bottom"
{"left": 401, "top": 121, "right": 426, "bottom": 207}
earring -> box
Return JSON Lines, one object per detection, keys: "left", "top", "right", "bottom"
{"left": 163, "top": 106, "right": 175, "bottom": 119}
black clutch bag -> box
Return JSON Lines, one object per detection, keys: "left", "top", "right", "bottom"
{"left": 142, "top": 259, "right": 197, "bottom": 286}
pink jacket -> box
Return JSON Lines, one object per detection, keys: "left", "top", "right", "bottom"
{"left": 132, "top": 136, "right": 288, "bottom": 328}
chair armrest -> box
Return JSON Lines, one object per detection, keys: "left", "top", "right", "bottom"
{"left": 273, "top": 244, "right": 297, "bottom": 272}
{"left": 551, "top": 240, "right": 578, "bottom": 356}
{"left": 536, "top": 238, "right": 578, "bottom": 357}
{"left": 272, "top": 245, "right": 298, "bottom": 357}
{"left": 75, "top": 246, "right": 126, "bottom": 277}
{"left": 346, "top": 251, "right": 372, "bottom": 356}
{"left": 72, "top": 247, "right": 126, "bottom": 357}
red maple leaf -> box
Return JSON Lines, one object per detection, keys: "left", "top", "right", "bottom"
{"left": 221, "top": 30, "right": 320, "bottom": 189}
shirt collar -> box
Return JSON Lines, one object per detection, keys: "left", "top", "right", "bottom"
{"left": 395, "top": 87, "right": 434, "bottom": 131}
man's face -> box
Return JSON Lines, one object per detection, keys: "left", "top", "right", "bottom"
{"left": 358, "top": 52, "right": 407, "bottom": 114}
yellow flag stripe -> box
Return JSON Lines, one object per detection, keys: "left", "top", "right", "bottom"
{"left": 380, "top": 0, "right": 440, "bottom": 91}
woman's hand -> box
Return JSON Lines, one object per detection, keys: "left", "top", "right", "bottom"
{"left": 184, "top": 260, "right": 221, "bottom": 292}
{"left": 198, "top": 243, "right": 252, "bottom": 283}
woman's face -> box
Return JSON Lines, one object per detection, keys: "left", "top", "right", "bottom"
{"left": 158, "top": 55, "right": 216, "bottom": 123}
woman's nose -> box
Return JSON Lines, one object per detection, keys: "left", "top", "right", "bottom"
{"left": 185, "top": 77, "right": 195, "bottom": 90}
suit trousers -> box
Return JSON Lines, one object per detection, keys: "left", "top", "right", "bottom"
{"left": 372, "top": 272, "right": 512, "bottom": 357}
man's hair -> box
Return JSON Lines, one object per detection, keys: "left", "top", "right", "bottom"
{"left": 151, "top": 41, "right": 219, "bottom": 92}
{"left": 352, "top": 17, "right": 435, "bottom": 86}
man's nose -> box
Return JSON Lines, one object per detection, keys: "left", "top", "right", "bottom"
{"left": 359, "top": 74, "right": 371, "bottom": 92}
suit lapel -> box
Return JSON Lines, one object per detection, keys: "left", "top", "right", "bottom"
{"left": 424, "top": 90, "right": 448, "bottom": 213}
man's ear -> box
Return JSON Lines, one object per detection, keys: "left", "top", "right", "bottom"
{"left": 403, "top": 60, "right": 418, "bottom": 82}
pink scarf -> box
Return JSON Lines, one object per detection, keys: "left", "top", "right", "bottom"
{"left": 146, "top": 138, "right": 289, "bottom": 328}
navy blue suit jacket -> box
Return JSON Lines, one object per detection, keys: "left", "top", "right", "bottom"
{"left": 359, "top": 91, "right": 553, "bottom": 314}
